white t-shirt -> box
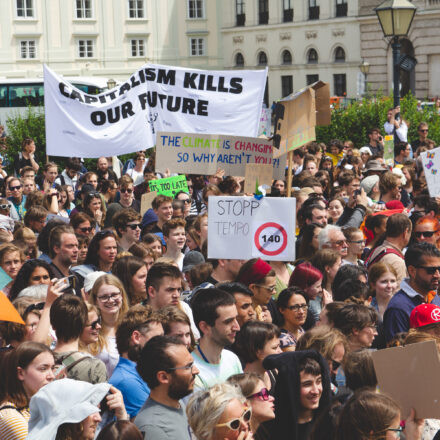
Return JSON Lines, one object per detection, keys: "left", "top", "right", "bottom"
{"left": 192, "top": 348, "right": 243, "bottom": 390}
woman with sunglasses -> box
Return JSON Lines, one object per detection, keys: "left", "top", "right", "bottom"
{"left": 70, "top": 212, "right": 95, "bottom": 239}
{"left": 79, "top": 303, "right": 102, "bottom": 354}
{"left": 187, "top": 382, "right": 253, "bottom": 440}
{"left": 175, "top": 191, "right": 192, "bottom": 218}
{"left": 228, "top": 373, "right": 275, "bottom": 440}
{"left": 413, "top": 216, "right": 440, "bottom": 249}
{"left": 336, "top": 389, "right": 423, "bottom": 440}
{"left": 276, "top": 287, "right": 308, "bottom": 352}
{"left": 9, "top": 259, "right": 54, "bottom": 301}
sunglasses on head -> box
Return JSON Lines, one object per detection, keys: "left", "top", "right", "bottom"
{"left": 247, "top": 388, "right": 270, "bottom": 401}
{"left": 0, "top": 204, "right": 10, "bottom": 210}
{"left": 216, "top": 408, "right": 252, "bottom": 431}
{"left": 416, "top": 266, "right": 440, "bottom": 275}
{"left": 24, "top": 302, "right": 45, "bottom": 315}
{"left": 120, "top": 188, "right": 133, "bottom": 194}
{"left": 414, "top": 230, "right": 438, "bottom": 238}
{"left": 127, "top": 223, "right": 141, "bottom": 230}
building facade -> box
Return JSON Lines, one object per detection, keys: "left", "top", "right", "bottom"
{"left": 359, "top": 0, "right": 440, "bottom": 99}
{"left": 222, "top": 0, "right": 362, "bottom": 104}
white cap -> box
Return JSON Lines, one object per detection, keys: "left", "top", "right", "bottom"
{"left": 83, "top": 271, "right": 107, "bottom": 293}
{"left": 359, "top": 146, "right": 372, "bottom": 155}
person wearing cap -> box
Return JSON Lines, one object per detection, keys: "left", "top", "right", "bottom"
{"left": 409, "top": 303, "right": 440, "bottom": 338}
{"left": 109, "top": 305, "right": 164, "bottom": 418}
{"left": 163, "top": 218, "right": 186, "bottom": 270}
{"left": 135, "top": 336, "right": 198, "bottom": 439}
{"left": 360, "top": 175, "right": 380, "bottom": 204}
{"left": 27, "top": 378, "right": 128, "bottom": 440}
{"left": 191, "top": 288, "right": 242, "bottom": 391}
{"left": 383, "top": 243, "right": 440, "bottom": 342}
{"left": 363, "top": 128, "right": 384, "bottom": 157}
{"left": 362, "top": 159, "right": 388, "bottom": 177}
{"left": 182, "top": 250, "right": 205, "bottom": 275}
{"left": 359, "top": 146, "right": 372, "bottom": 165}
{"left": 112, "top": 208, "right": 142, "bottom": 252}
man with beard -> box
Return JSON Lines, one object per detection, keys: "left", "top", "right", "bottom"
{"left": 135, "top": 335, "right": 199, "bottom": 440}
{"left": 110, "top": 305, "right": 164, "bottom": 418}
{"left": 384, "top": 243, "right": 440, "bottom": 342}
{"left": 191, "top": 288, "right": 242, "bottom": 390}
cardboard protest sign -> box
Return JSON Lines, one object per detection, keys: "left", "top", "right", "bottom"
{"left": 244, "top": 163, "right": 273, "bottom": 194}
{"left": 371, "top": 340, "right": 440, "bottom": 419}
{"left": 44, "top": 64, "right": 267, "bottom": 158}
{"left": 383, "top": 134, "right": 394, "bottom": 165}
{"left": 208, "top": 196, "right": 295, "bottom": 261}
{"left": 420, "top": 147, "right": 440, "bottom": 198}
{"left": 258, "top": 106, "right": 271, "bottom": 136}
{"left": 155, "top": 132, "right": 285, "bottom": 180}
{"left": 140, "top": 191, "right": 157, "bottom": 217}
{"left": 0, "top": 292, "right": 25, "bottom": 325}
{"left": 272, "top": 81, "right": 330, "bottom": 159}
{"left": 148, "top": 175, "right": 188, "bottom": 197}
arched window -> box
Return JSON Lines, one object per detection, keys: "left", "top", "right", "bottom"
{"left": 307, "top": 48, "right": 318, "bottom": 64}
{"left": 258, "top": 51, "right": 268, "bottom": 66}
{"left": 282, "top": 49, "right": 292, "bottom": 65}
{"left": 235, "top": 52, "right": 244, "bottom": 67}
{"left": 334, "top": 46, "right": 346, "bottom": 62}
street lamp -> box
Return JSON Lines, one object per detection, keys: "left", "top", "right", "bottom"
{"left": 375, "top": 0, "right": 416, "bottom": 108}
{"left": 107, "top": 78, "right": 116, "bottom": 90}
{"left": 359, "top": 59, "right": 370, "bottom": 96}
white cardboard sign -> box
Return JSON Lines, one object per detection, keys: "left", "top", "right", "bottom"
{"left": 207, "top": 196, "right": 296, "bottom": 261}
{"left": 421, "top": 147, "right": 440, "bottom": 198}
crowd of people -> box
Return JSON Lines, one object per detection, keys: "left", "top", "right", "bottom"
{"left": 0, "top": 105, "right": 439, "bottom": 440}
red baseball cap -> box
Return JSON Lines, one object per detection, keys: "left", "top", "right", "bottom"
{"left": 409, "top": 304, "right": 440, "bottom": 328}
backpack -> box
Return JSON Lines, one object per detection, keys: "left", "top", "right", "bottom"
{"left": 53, "top": 351, "right": 89, "bottom": 379}
{"left": 365, "top": 247, "right": 403, "bottom": 269}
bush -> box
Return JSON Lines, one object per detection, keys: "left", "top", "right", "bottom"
{"left": 316, "top": 93, "right": 440, "bottom": 149}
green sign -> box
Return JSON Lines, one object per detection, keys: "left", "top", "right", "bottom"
{"left": 148, "top": 175, "right": 188, "bottom": 197}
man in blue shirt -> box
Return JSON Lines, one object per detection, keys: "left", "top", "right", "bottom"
{"left": 110, "top": 304, "right": 164, "bottom": 418}
{"left": 384, "top": 242, "right": 440, "bottom": 342}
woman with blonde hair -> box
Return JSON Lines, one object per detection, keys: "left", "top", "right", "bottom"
{"left": 88, "top": 274, "right": 129, "bottom": 377}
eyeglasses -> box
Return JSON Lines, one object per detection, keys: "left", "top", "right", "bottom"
{"left": 86, "top": 317, "right": 101, "bottom": 330}
{"left": 9, "top": 185, "right": 22, "bottom": 191}
{"left": 247, "top": 388, "right": 270, "bottom": 401}
{"left": 127, "top": 223, "right": 141, "bottom": 230}
{"left": 0, "top": 204, "right": 10, "bottom": 210}
{"left": 414, "top": 230, "right": 438, "bottom": 238}
{"left": 216, "top": 408, "right": 252, "bottom": 431}
{"left": 97, "top": 292, "right": 121, "bottom": 302}
{"left": 386, "top": 426, "right": 403, "bottom": 438}
{"left": 255, "top": 284, "right": 277, "bottom": 293}
{"left": 120, "top": 188, "right": 133, "bottom": 194}
{"left": 287, "top": 304, "right": 308, "bottom": 312}
{"left": 349, "top": 239, "right": 366, "bottom": 244}
{"left": 79, "top": 227, "right": 93, "bottom": 233}
{"left": 330, "top": 239, "right": 347, "bottom": 246}
{"left": 24, "top": 302, "right": 45, "bottom": 315}
{"left": 416, "top": 266, "right": 440, "bottom": 275}
{"left": 165, "top": 361, "right": 195, "bottom": 372}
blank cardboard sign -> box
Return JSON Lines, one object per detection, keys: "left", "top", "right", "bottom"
{"left": 371, "top": 340, "right": 440, "bottom": 419}
{"left": 244, "top": 163, "right": 273, "bottom": 194}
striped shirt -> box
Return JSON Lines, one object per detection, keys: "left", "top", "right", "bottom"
{"left": 0, "top": 402, "right": 30, "bottom": 440}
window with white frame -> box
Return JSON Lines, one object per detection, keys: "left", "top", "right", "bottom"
{"left": 188, "top": 0, "right": 204, "bottom": 18}
{"left": 76, "top": 0, "right": 92, "bottom": 18}
{"left": 16, "top": 0, "right": 34, "bottom": 18}
{"left": 78, "top": 39, "right": 94, "bottom": 58}
{"left": 128, "top": 0, "right": 145, "bottom": 18}
{"left": 20, "top": 40, "right": 36, "bottom": 59}
{"left": 190, "top": 38, "right": 205, "bottom": 56}
{"left": 131, "top": 39, "right": 145, "bottom": 57}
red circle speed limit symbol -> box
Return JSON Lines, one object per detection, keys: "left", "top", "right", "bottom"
{"left": 254, "top": 222, "right": 288, "bottom": 256}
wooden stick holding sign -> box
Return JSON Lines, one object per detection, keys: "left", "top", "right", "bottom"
{"left": 287, "top": 151, "right": 293, "bottom": 197}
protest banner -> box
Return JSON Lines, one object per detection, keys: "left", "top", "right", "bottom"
{"left": 420, "top": 147, "right": 440, "bottom": 198}
{"left": 148, "top": 175, "right": 188, "bottom": 197}
{"left": 383, "top": 134, "right": 394, "bottom": 165}
{"left": 208, "top": 196, "right": 295, "bottom": 261}
{"left": 44, "top": 64, "right": 267, "bottom": 158}
{"left": 258, "top": 106, "right": 271, "bottom": 136}
{"left": 0, "top": 292, "right": 25, "bottom": 325}
{"left": 155, "top": 132, "right": 285, "bottom": 179}
{"left": 243, "top": 163, "right": 273, "bottom": 194}
{"left": 371, "top": 340, "right": 440, "bottom": 419}
{"left": 140, "top": 191, "right": 157, "bottom": 216}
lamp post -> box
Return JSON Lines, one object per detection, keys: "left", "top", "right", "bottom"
{"left": 375, "top": 0, "right": 416, "bottom": 108}
{"left": 359, "top": 59, "right": 370, "bottom": 96}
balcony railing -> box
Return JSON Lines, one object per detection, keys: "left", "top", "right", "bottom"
{"left": 283, "top": 8, "right": 293, "bottom": 22}
{"left": 259, "top": 10, "right": 269, "bottom": 24}
{"left": 236, "top": 13, "right": 245, "bottom": 26}
{"left": 336, "top": 3, "right": 347, "bottom": 17}
{"left": 309, "top": 6, "right": 320, "bottom": 20}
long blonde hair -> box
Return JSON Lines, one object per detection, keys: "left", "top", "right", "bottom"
{"left": 87, "top": 274, "right": 129, "bottom": 351}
